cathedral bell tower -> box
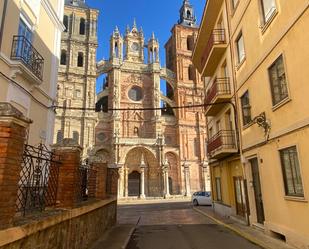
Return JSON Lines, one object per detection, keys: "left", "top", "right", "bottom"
{"left": 147, "top": 32, "right": 159, "bottom": 64}
{"left": 124, "top": 20, "right": 144, "bottom": 63}
{"left": 110, "top": 26, "right": 123, "bottom": 62}
{"left": 178, "top": 0, "right": 197, "bottom": 27}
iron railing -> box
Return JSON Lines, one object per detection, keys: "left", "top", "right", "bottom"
{"left": 205, "top": 77, "right": 231, "bottom": 105}
{"left": 17, "top": 143, "right": 61, "bottom": 216}
{"left": 201, "top": 29, "right": 226, "bottom": 66}
{"left": 11, "top": 35, "right": 44, "bottom": 80}
{"left": 207, "top": 130, "right": 237, "bottom": 156}
{"left": 77, "top": 161, "right": 97, "bottom": 202}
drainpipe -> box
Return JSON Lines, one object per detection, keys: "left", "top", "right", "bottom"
{"left": 0, "top": 0, "right": 8, "bottom": 52}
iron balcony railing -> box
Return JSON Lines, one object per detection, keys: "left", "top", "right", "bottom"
{"left": 201, "top": 29, "right": 226, "bottom": 66}
{"left": 205, "top": 77, "right": 231, "bottom": 105}
{"left": 11, "top": 35, "right": 44, "bottom": 81}
{"left": 207, "top": 130, "right": 237, "bottom": 156}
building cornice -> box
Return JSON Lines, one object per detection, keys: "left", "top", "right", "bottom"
{"left": 42, "top": 0, "right": 65, "bottom": 32}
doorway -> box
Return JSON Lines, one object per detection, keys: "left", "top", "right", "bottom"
{"left": 233, "top": 177, "right": 246, "bottom": 217}
{"left": 250, "top": 158, "right": 265, "bottom": 224}
{"left": 168, "top": 177, "right": 173, "bottom": 195}
{"left": 128, "top": 171, "right": 140, "bottom": 196}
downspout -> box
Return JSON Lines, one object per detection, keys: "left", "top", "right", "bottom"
{"left": 0, "top": 0, "right": 8, "bottom": 52}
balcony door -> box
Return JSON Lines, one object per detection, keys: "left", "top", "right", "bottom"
{"left": 250, "top": 158, "right": 265, "bottom": 224}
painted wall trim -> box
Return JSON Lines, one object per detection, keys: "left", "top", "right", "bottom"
{"left": 41, "top": 0, "right": 65, "bottom": 32}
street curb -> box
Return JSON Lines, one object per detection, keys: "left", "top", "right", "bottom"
{"left": 193, "top": 207, "right": 272, "bottom": 249}
{"left": 121, "top": 227, "right": 135, "bottom": 249}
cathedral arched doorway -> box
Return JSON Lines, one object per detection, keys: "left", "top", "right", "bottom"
{"left": 128, "top": 171, "right": 140, "bottom": 196}
{"left": 165, "top": 152, "right": 181, "bottom": 195}
{"left": 124, "top": 147, "right": 161, "bottom": 197}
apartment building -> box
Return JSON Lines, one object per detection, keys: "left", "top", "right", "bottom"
{"left": 192, "top": 1, "right": 246, "bottom": 222}
{"left": 193, "top": 0, "right": 309, "bottom": 248}
{"left": 0, "top": 0, "right": 64, "bottom": 146}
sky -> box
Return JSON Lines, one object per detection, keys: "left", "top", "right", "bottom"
{"left": 86, "top": 0, "right": 206, "bottom": 91}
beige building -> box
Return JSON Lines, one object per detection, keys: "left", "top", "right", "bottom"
{"left": 192, "top": 0, "right": 246, "bottom": 221}
{"left": 94, "top": 0, "right": 209, "bottom": 198}
{"left": 193, "top": 0, "right": 309, "bottom": 248}
{"left": 0, "top": 0, "right": 64, "bottom": 146}
{"left": 53, "top": 0, "right": 98, "bottom": 157}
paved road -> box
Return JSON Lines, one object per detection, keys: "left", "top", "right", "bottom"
{"left": 118, "top": 201, "right": 262, "bottom": 249}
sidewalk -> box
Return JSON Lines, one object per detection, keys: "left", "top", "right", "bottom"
{"left": 193, "top": 206, "right": 297, "bottom": 249}
{"left": 90, "top": 225, "right": 135, "bottom": 249}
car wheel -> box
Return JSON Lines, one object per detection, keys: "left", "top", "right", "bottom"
{"left": 193, "top": 199, "right": 199, "bottom": 206}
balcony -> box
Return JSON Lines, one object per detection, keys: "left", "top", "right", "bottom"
{"left": 207, "top": 130, "right": 238, "bottom": 159}
{"left": 201, "top": 29, "right": 227, "bottom": 77}
{"left": 205, "top": 77, "right": 231, "bottom": 116}
{"left": 11, "top": 36, "right": 44, "bottom": 81}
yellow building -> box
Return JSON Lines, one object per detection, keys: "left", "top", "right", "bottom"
{"left": 0, "top": 0, "right": 64, "bottom": 146}
{"left": 194, "top": 0, "right": 309, "bottom": 248}
{"left": 192, "top": 1, "right": 247, "bottom": 222}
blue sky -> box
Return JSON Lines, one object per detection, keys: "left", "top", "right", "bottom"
{"left": 86, "top": 0, "right": 206, "bottom": 91}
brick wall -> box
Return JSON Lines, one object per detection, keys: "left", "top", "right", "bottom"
{"left": 0, "top": 199, "right": 117, "bottom": 249}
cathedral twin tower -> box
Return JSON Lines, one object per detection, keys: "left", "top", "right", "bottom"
{"left": 55, "top": 0, "right": 210, "bottom": 198}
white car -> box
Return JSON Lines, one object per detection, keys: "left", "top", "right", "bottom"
{"left": 192, "top": 191, "right": 212, "bottom": 206}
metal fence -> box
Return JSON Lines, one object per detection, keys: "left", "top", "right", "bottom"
{"left": 77, "top": 160, "right": 97, "bottom": 202}
{"left": 17, "top": 143, "right": 61, "bottom": 216}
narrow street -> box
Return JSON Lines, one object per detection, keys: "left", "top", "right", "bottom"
{"left": 118, "top": 201, "right": 262, "bottom": 249}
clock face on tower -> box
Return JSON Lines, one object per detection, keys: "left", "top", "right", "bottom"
{"left": 131, "top": 42, "right": 139, "bottom": 52}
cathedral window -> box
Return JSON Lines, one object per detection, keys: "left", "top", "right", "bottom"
{"left": 187, "top": 36, "right": 194, "bottom": 51}
{"left": 56, "top": 130, "right": 63, "bottom": 143}
{"left": 79, "top": 18, "right": 86, "bottom": 35}
{"left": 73, "top": 131, "right": 79, "bottom": 144}
{"left": 63, "top": 15, "right": 68, "bottom": 32}
{"left": 187, "top": 10, "right": 191, "bottom": 19}
{"left": 60, "top": 50, "right": 67, "bottom": 65}
{"left": 77, "top": 52, "right": 84, "bottom": 67}
{"left": 128, "top": 86, "right": 143, "bottom": 101}
{"left": 97, "top": 132, "right": 106, "bottom": 142}
{"left": 188, "top": 65, "right": 195, "bottom": 80}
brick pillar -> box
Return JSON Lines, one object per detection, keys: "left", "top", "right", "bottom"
{"left": 52, "top": 139, "right": 82, "bottom": 208}
{"left": 90, "top": 160, "right": 108, "bottom": 200}
{"left": 0, "top": 103, "right": 31, "bottom": 228}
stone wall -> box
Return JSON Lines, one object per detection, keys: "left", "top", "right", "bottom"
{"left": 0, "top": 199, "right": 117, "bottom": 249}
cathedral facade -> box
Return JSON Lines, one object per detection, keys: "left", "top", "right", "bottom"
{"left": 95, "top": 0, "right": 210, "bottom": 198}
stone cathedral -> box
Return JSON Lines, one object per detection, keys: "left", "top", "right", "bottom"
{"left": 94, "top": 0, "right": 210, "bottom": 198}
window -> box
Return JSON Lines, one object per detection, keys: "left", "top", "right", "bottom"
{"left": 56, "top": 130, "right": 63, "bottom": 143}
{"left": 97, "top": 132, "right": 106, "bottom": 142}
{"left": 128, "top": 86, "right": 143, "bottom": 101}
{"left": 261, "top": 0, "right": 277, "bottom": 24}
{"left": 187, "top": 36, "right": 194, "bottom": 51}
{"left": 231, "top": 0, "right": 239, "bottom": 9}
{"left": 18, "top": 18, "right": 33, "bottom": 42}
{"left": 79, "top": 18, "right": 86, "bottom": 35}
{"left": 63, "top": 15, "right": 68, "bottom": 32}
{"left": 280, "top": 146, "right": 304, "bottom": 197}
{"left": 268, "top": 55, "right": 288, "bottom": 106}
{"left": 215, "top": 177, "right": 222, "bottom": 201}
{"left": 75, "top": 89, "right": 81, "bottom": 98}
{"left": 73, "top": 131, "right": 79, "bottom": 144}
{"left": 188, "top": 65, "right": 195, "bottom": 80}
{"left": 241, "top": 91, "right": 252, "bottom": 125}
{"left": 77, "top": 52, "right": 84, "bottom": 67}
{"left": 187, "top": 10, "right": 191, "bottom": 19}
{"left": 60, "top": 50, "right": 67, "bottom": 65}
{"left": 236, "top": 33, "right": 245, "bottom": 64}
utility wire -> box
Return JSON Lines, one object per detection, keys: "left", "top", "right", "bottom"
{"left": 51, "top": 101, "right": 232, "bottom": 112}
